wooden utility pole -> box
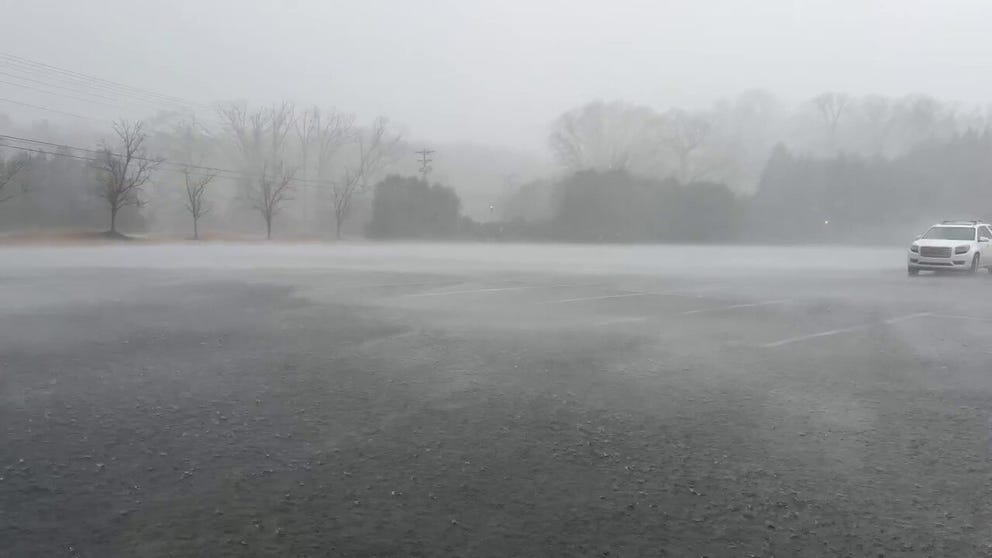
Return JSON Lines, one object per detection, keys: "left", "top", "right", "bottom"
{"left": 415, "top": 148, "right": 435, "bottom": 183}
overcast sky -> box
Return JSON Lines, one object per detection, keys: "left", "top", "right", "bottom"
{"left": 4, "top": 0, "right": 992, "bottom": 151}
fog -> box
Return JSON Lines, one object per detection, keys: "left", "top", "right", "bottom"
{"left": 3, "top": 1, "right": 992, "bottom": 241}
{"left": 7, "top": 4, "right": 992, "bottom": 556}
{"left": 7, "top": 238, "right": 992, "bottom": 555}
{"left": 2, "top": 242, "right": 901, "bottom": 275}
{"left": 6, "top": 1, "right": 992, "bottom": 149}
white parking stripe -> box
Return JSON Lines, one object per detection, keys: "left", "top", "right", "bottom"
{"left": 545, "top": 292, "right": 656, "bottom": 304}
{"left": 402, "top": 283, "right": 591, "bottom": 298}
{"left": 403, "top": 286, "right": 537, "bottom": 297}
{"left": 544, "top": 291, "right": 694, "bottom": 304}
{"left": 761, "top": 325, "right": 868, "bottom": 348}
{"left": 596, "top": 316, "right": 650, "bottom": 326}
{"left": 929, "top": 313, "right": 992, "bottom": 322}
{"left": 365, "top": 281, "right": 449, "bottom": 289}
{"left": 682, "top": 299, "right": 792, "bottom": 316}
{"left": 761, "top": 312, "right": 932, "bottom": 348}
{"left": 884, "top": 312, "right": 932, "bottom": 324}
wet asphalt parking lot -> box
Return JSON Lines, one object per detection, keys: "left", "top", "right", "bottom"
{"left": 3, "top": 243, "right": 992, "bottom": 557}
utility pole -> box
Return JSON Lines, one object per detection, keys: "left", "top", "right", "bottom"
{"left": 415, "top": 148, "right": 435, "bottom": 183}
{"left": 296, "top": 109, "right": 317, "bottom": 234}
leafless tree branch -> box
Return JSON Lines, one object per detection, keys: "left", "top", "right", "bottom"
{"left": 331, "top": 116, "right": 400, "bottom": 239}
{"left": 92, "top": 120, "right": 162, "bottom": 234}
{"left": 0, "top": 154, "right": 28, "bottom": 204}
{"left": 183, "top": 168, "right": 215, "bottom": 240}
{"left": 663, "top": 109, "right": 712, "bottom": 183}
{"left": 216, "top": 102, "right": 298, "bottom": 238}
{"left": 247, "top": 163, "right": 296, "bottom": 239}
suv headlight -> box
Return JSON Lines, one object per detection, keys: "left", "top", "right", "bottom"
{"left": 910, "top": 244, "right": 919, "bottom": 253}
{"left": 955, "top": 245, "right": 970, "bottom": 254}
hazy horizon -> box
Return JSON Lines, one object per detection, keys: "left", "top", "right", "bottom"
{"left": 5, "top": 0, "right": 992, "bottom": 153}
{"left": 6, "top": 7, "right": 992, "bottom": 556}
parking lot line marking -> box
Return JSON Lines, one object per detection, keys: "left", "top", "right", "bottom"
{"left": 596, "top": 316, "right": 650, "bottom": 326}
{"left": 544, "top": 292, "right": 654, "bottom": 304}
{"left": 761, "top": 312, "right": 933, "bottom": 348}
{"left": 682, "top": 299, "right": 792, "bottom": 316}
{"left": 543, "top": 290, "right": 693, "bottom": 304}
{"left": 761, "top": 325, "right": 867, "bottom": 348}
{"left": 364, "top": 281, "right": 451, "bottom": 289}
{"left": 929, "top": 313, "right": 992, "bottom": 322}
{"left": 884, "top": 312, "right": 932, "bottom": 324}
{"left": 403, "top": 286, "right": 538, "bottom": 297}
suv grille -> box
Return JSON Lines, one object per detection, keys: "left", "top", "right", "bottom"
{"left": 920, "top": 246, "right": 952, "bottom": 258}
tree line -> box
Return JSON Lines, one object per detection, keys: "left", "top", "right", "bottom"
{"left": 0, "top": 102, "right": 400, "bottom": 239}
{"left": 360, "top": 170, "right": 739, "bottom": 243}
{"left": 494, "top": 132, "right": 992, "bottom": 244}
{"left": 547, "top": 92, "right": 991, "bottom": 195}
{"left": 2, "top": 90, "right": 991, "bottom": 243}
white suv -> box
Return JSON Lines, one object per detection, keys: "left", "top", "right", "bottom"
{"left": 908, "top": 220, "right": 992, "bottom": 276}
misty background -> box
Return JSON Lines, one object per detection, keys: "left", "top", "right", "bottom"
{"left": 3, "top": 0, "right": 992, "bottom": 243}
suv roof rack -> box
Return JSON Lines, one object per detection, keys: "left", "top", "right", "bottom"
{"left": 941, "top": 219, "right": 983, "bottom": 225}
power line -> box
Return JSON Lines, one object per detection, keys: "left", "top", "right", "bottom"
{"left": 2, "top": 144, "right": 102, "bottom": 164}
{"left": 1, "top": 134, "right": 243, "bottom": 181}
{"left": 0, "top": 69, "right": 194, "bottom": 113}
{"left": 0, "top": 77, "right": 129, "bottom": 111}
{"left": 1, "top": 143, "right": 256, "bottom": 187}
{"left": 0, "top": 55, "right": 332, "bottom": 189}
{"left": 0, "top": 61, "right": 206, "bottom": 116}
{"left": 0, "top": 52, "right": 207, "bottom": 111}
{"left": 0, "top": 133, "right": 331, "bottom": 187}
{"left": 0, "top": 52, "right": 220, "bottom": 129}
{"left": 0, "top": 96, "right": 99, "bottom": 121}
{"left": 0, "top": 82, "right": 220, "bottom": 131}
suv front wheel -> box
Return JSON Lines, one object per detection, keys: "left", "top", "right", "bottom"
{"left": 970, "top": 254, "right": 981, "bottom": 274}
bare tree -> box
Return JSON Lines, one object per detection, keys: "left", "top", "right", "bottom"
{"left": 331, "top": 116, "right": 399, "bottom": 239}
{"left": 897, "top": 94, "right": 958, "bottom": 145}
{"left": 216, "top": 103, "right": 262, "bottom": 170}
{"left": 297, "top": 106, "right": 356, "bottom": 231}
{"left": 250, "top": 164, "right": 295, "bottom": 240}
{"left": 216, "top": 102, "right": 296, "bottom": 237}
{"left": 812, "top": 92, "right": 850, "bottom": 150}
{"left": 216, "top": 101, "right": 295, "bottom": 173}
{"left": 662, "top": 109, "right": 711, "bottom": 183}
{"left": 311, "top": 109, "right": 355, "bottom": 235}
{"left": 172, "top": 117, "right": 216, "bottom": 239}
{"left": 172, "top": 116, "right": 215, "bottom": 165}
{"left": 314, "top": 109, "right": 355, "bottom": 181}
{"left": 549, "top": 101, "right": 663, "bottom": 174}
{"left": 183, "top": 168, "right": 215, "bottom": 240}
{"left": 549, "top": 110, "right": 592, "bottom": 170}
{"left": 93, "top": 120, "right": 161, "bottom": 236}
{"left": 0, "top": 153, "right": 28, "bottom": 204}
{"left": 858, "top": 95, "right": 895, "bottom": 156}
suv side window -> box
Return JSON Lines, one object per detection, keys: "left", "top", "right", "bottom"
{"left": 981, "top": 226, "right": 992, "bottom": 240}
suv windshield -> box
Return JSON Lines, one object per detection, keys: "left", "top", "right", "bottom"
{"left": 922, "top": 226, "right": 976, "bottom": 241}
